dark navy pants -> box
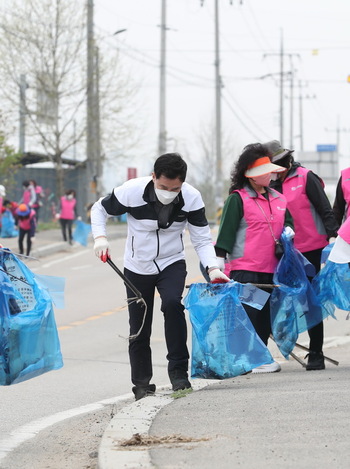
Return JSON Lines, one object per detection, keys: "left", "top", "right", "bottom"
{"left": 124, "top": 260, "right": 189, "bottom": 387}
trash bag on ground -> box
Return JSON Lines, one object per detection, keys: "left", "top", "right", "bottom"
{"left": 1, "top": 210, "right": 18, "bottom": 238}
{"left": 312, "top": 260, "right": 350, "bottom": 315}
{"left": 73, "top": 220, "right": 91, "bottom": 246}
{"left": 184, "top": 282, "right": 273, "bottom": 379}
{"left": 0, "top": 249, "right": 63, "bottom": 385}
{"left": 270, "top": 233, "right": 333, "bottom": 359}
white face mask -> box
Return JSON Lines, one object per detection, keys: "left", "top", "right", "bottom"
{"left": 154, "top": 188, "right": 179, "bottom": 205}
{"left": 270, "top": 173, "right": 279, "bottom": 181}
{"left": 67, "top": 194, "right": 74, "bottom": 200}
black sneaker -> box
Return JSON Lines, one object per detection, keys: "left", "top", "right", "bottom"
{"left": 132, "top": 384, "right": 156, "bottom": 401}
{"left": 169, "top": 369, "right": 191, "bottom": 391}
{"left": 305, "top": 351, "right": 325, "bottom": 371}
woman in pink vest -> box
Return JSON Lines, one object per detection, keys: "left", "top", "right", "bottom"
{"left": 15, "top": 203, "right": 37, "bottom": 256}
{"left": 215, "top": 143, "right": 294, "bottom": 373}
{"left": 58, "top": 189, "right": 77, "bottom": 244}
{"left": 266, "top": 140, "right": 339, "bottom": 371}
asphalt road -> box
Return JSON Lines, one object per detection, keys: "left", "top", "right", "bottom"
{"left": 0, "top": 235, "right": 203, "bottom": 468}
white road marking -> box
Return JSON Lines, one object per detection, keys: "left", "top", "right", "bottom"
{"left": 0, "top": 393, "right": 133, "bottom": 463}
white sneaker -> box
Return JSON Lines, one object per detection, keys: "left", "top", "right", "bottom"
{"left": 252, "top": 361, "right": 281, "bottom": 374}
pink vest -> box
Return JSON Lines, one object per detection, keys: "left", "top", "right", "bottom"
{"left": 282, "top": 167, "right": 328, "bottom": 252}
{"left": 225, "top": 186, "right": 287, "bottom": 274}
{"left": 341, "top": 167, "right": 350, "bottom": 220}
{"left": 338, "top": 217, "right": 350, "bottom": 243}
{"left": 19, "top": 210, "right": 35, "bottom": 230}
{"left": 22, "top": 189, "right": 31, "bottom": 205}
{"left": 60, "top": 196, "right": 76, "bottom": 220}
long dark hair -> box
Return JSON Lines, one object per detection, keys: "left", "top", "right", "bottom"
{"left": 229, "top": 143, "right": 267, "bottom": 193}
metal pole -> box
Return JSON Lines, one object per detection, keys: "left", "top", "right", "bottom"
{"left": 86, "top": 0, "right": 96, "bottom": 204}
{"left": 158, "top": 0, "right": 167, "bottom": 155}
{"left": 289, "top": 63, "right": 294, "bottom": 149}
{"left": 19, "top": 74, "right": 27, "bottom": 154}
{"left": 214, "top": 0, "right": 223, "bottom": 209}
{"left": 95, "top": 46, "right": 102, "bottom": 198}
{"left": 280, "top": 29, "right": 284, "bottom": 145}
{"left": 299, "top": 80, "right": 304, "bottom": 151}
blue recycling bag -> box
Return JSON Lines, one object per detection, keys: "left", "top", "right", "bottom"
{"left": 321, "top": 243, "right": 334, "bottom": 264}
{"left": 0, "top": 249, "right": 63, "bottom": 385}
{"left": 312, "top": 260, "right": 350, "bottom": 315}
{"left": 1, "top": 210, "right": 18, "bottom": 238}
{"left": 270, "top": 233, "right": 333, "bottom": 358}
{"left": 184, "top": 282, "right": 273, "bottom": 379}
{"left": 73, "top": 220, "right": 91, "bottom": 246}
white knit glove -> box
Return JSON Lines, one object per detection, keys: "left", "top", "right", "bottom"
{"left": 283, "top": 226, "right": 295, "bottom": 240}
{"left": 208, "top": 268, "right": 230, "bottom": 284}
{"left": 329, "top": 237, "right": 336, "bottom": 244}
{"left": 94, "top": 236, "right": 110, "bottom": 263}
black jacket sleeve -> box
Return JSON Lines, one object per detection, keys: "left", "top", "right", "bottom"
{"left": 305, "top": 171, "right": 339, "bottom": 238}
{"left": 333, "top": 176, "right": 345, "bottom": 226}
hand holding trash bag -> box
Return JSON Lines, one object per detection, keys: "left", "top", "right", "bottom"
{"left": 283, "top": 226, "right": 295, "bottom": 240}
{"left": 208, "top": 267, "right": 230, "bottom": 283}
{"left": 94, "top": 236, "right": 110, "bottom": 262}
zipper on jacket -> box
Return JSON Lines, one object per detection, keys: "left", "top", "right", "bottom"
{"left": 153, "top": 229, "right": 161, "bottom": 273}
{"left": 131, "top": 236, "right": 134, "bottom": 257}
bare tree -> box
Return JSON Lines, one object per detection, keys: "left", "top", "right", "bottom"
{"left": 0, "top": 0, "right": 140, "bottom": 197}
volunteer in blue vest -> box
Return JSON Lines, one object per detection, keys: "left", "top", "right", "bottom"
{"left": 214, "top": 143, "right": 294, "bottom": 373}
{"left": 333, "top": 168, "right": 350, "bottom": 225}
{"left": 91, "top": 153, "right": 229, "bottom": 400}
{"left": 266, "top": 140, "right": 339, "bottom": 371}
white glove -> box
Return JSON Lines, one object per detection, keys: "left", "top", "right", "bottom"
{"left": 94, "top": 236, "right": 110, "bottom": 263}
{"left": 283, "top": 226, "right": 295, "bottom": 240}
{"left": 77, "top": 216, "right": 82, "bottom": 221}
{"left": 208, "top": 268, "right": 230, "bottom": 284}
{"left": 329, "top": 237, "right": 336, "bottom": 244}
{"left": 217, "top": 257, "right": 226, "bottom": 272}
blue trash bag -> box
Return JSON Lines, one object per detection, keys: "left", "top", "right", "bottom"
{"left": 184, "top": 282, "right": 274, "bottom": 379}
{"left": 270, "top": 233, "right": 333, "bottom": 359}
{"left": 321, "top": 243, "right": 334, "bottom": 264}
{"left": 0, "top": 249, "right": 63, "bottom": 385}
{"left": 73, "top": 220, "right": 91, "bottom": 246}
{"left": 1, "top": 210, "right": 18, "bottom": 238}
{"left": 312, "top": 260, "right": 350, "bottom": 315}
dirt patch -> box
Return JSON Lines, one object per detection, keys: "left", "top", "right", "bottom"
{"left": 117, "top": 432, "right": 210, "bottom": 448}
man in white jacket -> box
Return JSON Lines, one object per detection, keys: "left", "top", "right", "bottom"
{"left": 91, "top": 153, "right": 229, "bottom": 400}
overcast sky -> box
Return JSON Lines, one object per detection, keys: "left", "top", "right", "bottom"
{"left": 94, "top": 0, "right": 350, "bottom": 175}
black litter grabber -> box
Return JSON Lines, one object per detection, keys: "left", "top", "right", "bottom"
{"left": 106, "top": 258, "right": 147, "bottom": 340}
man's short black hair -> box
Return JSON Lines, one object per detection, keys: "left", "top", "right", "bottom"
{"left": 154, "top": 153, "right": 187, "bottom": 182}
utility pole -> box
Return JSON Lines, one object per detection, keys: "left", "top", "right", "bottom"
{"left": 200, "top": 0, "right": 239, "bottom": 212}
{"left": 19, "top": 74, "right": 28, "bottom": 155}
{"left": 86, "top": 0, "right": 97, "bottom": 203}
{"left": 265, "top": 32, "right": 300, "bottom": 147}
{"left": 94, "top": 46, "right": 102, "bottom": 198}
{"left": 279, "top": 29, "right": 284, "bottom": 145}
{"left": 214, "top": 0, "right": 223, "bottom": 209}
{"left": 158, "top": 0, "right": 167, "bottom": 155}
{"left": 264, "top": 30, "right": 285, "bottom": 144}
{"left": 298, "top": 80, "right": 303, "bottom": 151}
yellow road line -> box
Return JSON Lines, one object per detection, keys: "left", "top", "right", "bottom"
{"left": 57, "top": 275, "right": 202, "bottom": 331}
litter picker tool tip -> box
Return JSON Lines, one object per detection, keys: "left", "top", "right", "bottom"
{"left": 106, "top": 257, "right": 147, "bottom": 341}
